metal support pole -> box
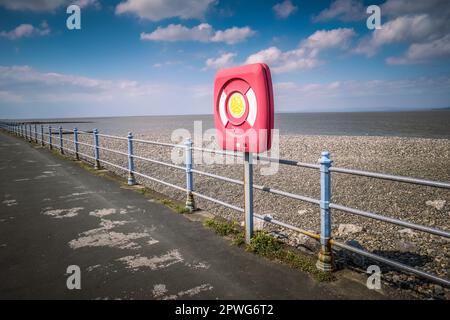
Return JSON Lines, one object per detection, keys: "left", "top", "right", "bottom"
{"left": 93, "top": 128, "right": 100, "bottom": 169}
{"left": 41, "top": 125, "right": 44, "bottom": 146}
{"left": 24, "top": 123, "right": 28, "bottom": 140}
{"left": 244, "top": 152, "right": 254, "bottom": 244}
{"left": 48, "top": 126, "right": 53, "bottom": 150}
{"left": 316, "top": 151, "right": 333, "bottom": 272}
{"left": 59, "top": 126, "right": 64, "bottom": 154}
{"left": 127, "top": 132, "right": 136, "bottom": 185}
{"left": 34, "top": 124, "right": 38, "bottom": 143}
{"left": 184, "top": 138, "right": 195, "bottom": 212}
{"left": 74, "top": 128, "right": 79, "bottom": 160}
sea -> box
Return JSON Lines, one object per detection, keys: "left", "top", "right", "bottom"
{"left": 19, "top": 110, "right": 450, "bottom": 139}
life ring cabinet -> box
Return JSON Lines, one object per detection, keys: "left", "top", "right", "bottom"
{"left": 214, "top": 63, "right": 274, "bottom": 153}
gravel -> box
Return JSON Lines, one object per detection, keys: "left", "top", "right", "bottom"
{"left": 72, "top": 132, "right": 449, "bottom": 299}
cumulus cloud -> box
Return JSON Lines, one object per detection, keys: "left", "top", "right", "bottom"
{"left": 381, "top": 0, "right": 450, "bottom": 17}
{"left": 353, "top": 0, "right": 450, "bottom": 64}
{"left": 211, "top": 26, "right": 255, "bottom": 44}
{"left": 355, "top": 14, "right": 445, "bottom": 56}
{"left": 0, "top": 0, "right": 99, "bottom": 11}
{"left": 313, "top": 0, "right": 365, "bottom": 22}
{"left": 141, "top": 23, "right": 213, "bottom": 42}
{"left": 141, "top": 23, "right": 255, "bottom": 44}
{"left": 0, "top": 21, "right": 50, "bottom": 40}
{"left": 246, "top": 28, "right": 355, "bottom": 73}
{"left": 386, "top": 34, "right": 450, "bottom": 64}
{"left": 204, "top": 52, "right": 236, "bottom": 69}
{"left": 273, "top": 0, "right": 298, "bottom": 19}
{"left": 115, "top": 0, "right": 214, "bottom": 21}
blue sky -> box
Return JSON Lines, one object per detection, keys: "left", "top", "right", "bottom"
{"left": 0, "top": 0, "right": 449, "bottom": 119}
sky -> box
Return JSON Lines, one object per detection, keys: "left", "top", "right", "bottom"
{"left": 0, "top": 0, "right": 449, "bottom": 119}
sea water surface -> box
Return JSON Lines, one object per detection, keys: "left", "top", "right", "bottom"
{"left": 26, "top": 110, "right": 450, "bottom": 139}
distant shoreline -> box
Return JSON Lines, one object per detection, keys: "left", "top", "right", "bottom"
{"left": 2, "top": 109, "right": 450, "bottom": 139}
{"left": 2, "top": 108, "right": 450, "bottom": 122}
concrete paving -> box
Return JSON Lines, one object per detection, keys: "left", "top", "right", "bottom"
{"left": 0, "top": 131, "right": 387, "bottom": 299}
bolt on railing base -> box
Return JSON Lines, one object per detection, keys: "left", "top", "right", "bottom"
{"left": 128, "top": 173, "right": 136, "bottom": 186}
{"left": 185, "top": 192, "right": 196, "bottom": 213}
{"left": 316, "top": 244, "right": 334, "bottom": 272}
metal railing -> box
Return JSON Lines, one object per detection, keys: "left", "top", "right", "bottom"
{"left": 1, "top": 121, "right": 449, "bottom": 288}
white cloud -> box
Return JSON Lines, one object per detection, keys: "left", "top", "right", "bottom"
{"left": 274, "top": 77, "right": 450, "bottom": 112}
{"left": 211, "top": 26, "right": 255, "bottom": 45}
{"left": 387, "top": 34, "right": 450, "bottom": 64}
{"left": 141, "top": 23, "right": 255, "bottom": 44}
{"left": 301, "top": 28, "right": 355, "bottom": 51}
{"left": 273, "top": 0, "right": 298, "bottom": 19}
{"left": 381, "top": 0, "right": 450, "bottom": 17}
{"left": 355, "top": 14, "right": 444, "bottom": 56}
{"left": 0, "top": 0, "right": 98, "bottom": 11}
{"left": 0, "top": 21, "right": 50, "bottom": 40}
{"left": 115, "top": 0, "right": 214, "bottom": 21}
{"left": 0, "top": 65, "right": 212, "bottom": 117}
{"left": 204, "top": 52, "right": 236, "bottom": 69}
{"left": 313, "top": 0, "right": 365, "bottom": 22}
{"left": 141, "top": 23, "right": 213, "bottom": 42}
{"left": 246, "top": 28, "right": 355, "bottom": 73}
{"left": 353, "top": 0, "right": 450, "bottom": 65}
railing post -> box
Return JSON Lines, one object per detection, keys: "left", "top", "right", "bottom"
{"left": 27, "top": 124, "right": 31, "bottom": 142}
{"left": 24, "top": 123, "right": 28, "bottom": 140}
{"left": 316, "top": 151, "right": 333, "bottom": 272}
{"left": 93, "top": 128, "right": 100, "bottom": 169}
{"left": 244, "top": 152, "right": 254, "bottom": 244}
{"left": 184, "top": 138, "right": 195, "bottom": 212}
{"left": 48, "top": 126, "right": 53, "bottom": 150}
{"left": 74, "top": 128, "right": 79, "bottom": 160}
{"left": 34, "top": 124, "right": 38, "bottom": 143}
{"left": 127, "top": 132, "right": 136, "bottom": 185}
{"left": 41, "top": 125, "right": 44, "bottom": 146}
{"left": 59, "top": 126, "right": 64, "bottom": 154}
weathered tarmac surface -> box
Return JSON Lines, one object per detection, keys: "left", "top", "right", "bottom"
{"left": 0, "top": 132, "right": 386, "bottom": 299}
